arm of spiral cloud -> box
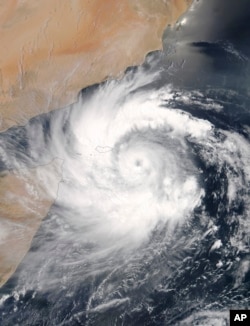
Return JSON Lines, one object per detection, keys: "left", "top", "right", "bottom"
{"left": 22, "top": 53, "right": 250, "bottom": 265}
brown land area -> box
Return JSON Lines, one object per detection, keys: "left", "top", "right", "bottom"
{"left": 0, "top": 0, "right": 192, "bottom": 131}
{"left": 0, "top": 159, "right": 62, "bottom": 286}
{"left": 0, "top": 0, "right": 192, "bottom": 287}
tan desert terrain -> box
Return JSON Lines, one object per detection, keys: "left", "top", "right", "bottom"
{"left": 0, "top": 0, "right": 192, "bottom": 287}
{"left": 0, "top": 0, "right": 192, "bottom": 131}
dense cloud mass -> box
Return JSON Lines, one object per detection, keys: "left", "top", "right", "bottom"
{"left": 0, "top": 57, "right": 249, "bottom": 324}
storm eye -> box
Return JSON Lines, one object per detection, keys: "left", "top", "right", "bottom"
{"left": 135, "top": 159, "right": 142, "bottom": 167}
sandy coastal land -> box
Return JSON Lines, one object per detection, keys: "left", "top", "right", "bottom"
{"left": 0, "top": 0, "right": 192, "bottom": 287}
{"left": 0, "top": 0, "right": 192, "bottom": 132}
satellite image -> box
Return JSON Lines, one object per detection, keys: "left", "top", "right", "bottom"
{"left": 0, "top": 0, "right": 249, "bottom": 325}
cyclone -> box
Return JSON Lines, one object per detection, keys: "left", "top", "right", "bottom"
{"left": 0, "top": 58, "right": 250, "bottom": 325}
{"left": 57, "top": 74, "right": 209, "bottom": 247}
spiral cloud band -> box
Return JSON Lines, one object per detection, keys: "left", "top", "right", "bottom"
{"left": 0, "top": 65, "right": 249, "bottom": 325}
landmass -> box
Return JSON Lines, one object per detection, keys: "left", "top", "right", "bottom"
{"left": 0, "top": 0, "right": 192, "bottom": 132}
{"left": 0, "top": 159, "right": 62, "bottom": 286}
